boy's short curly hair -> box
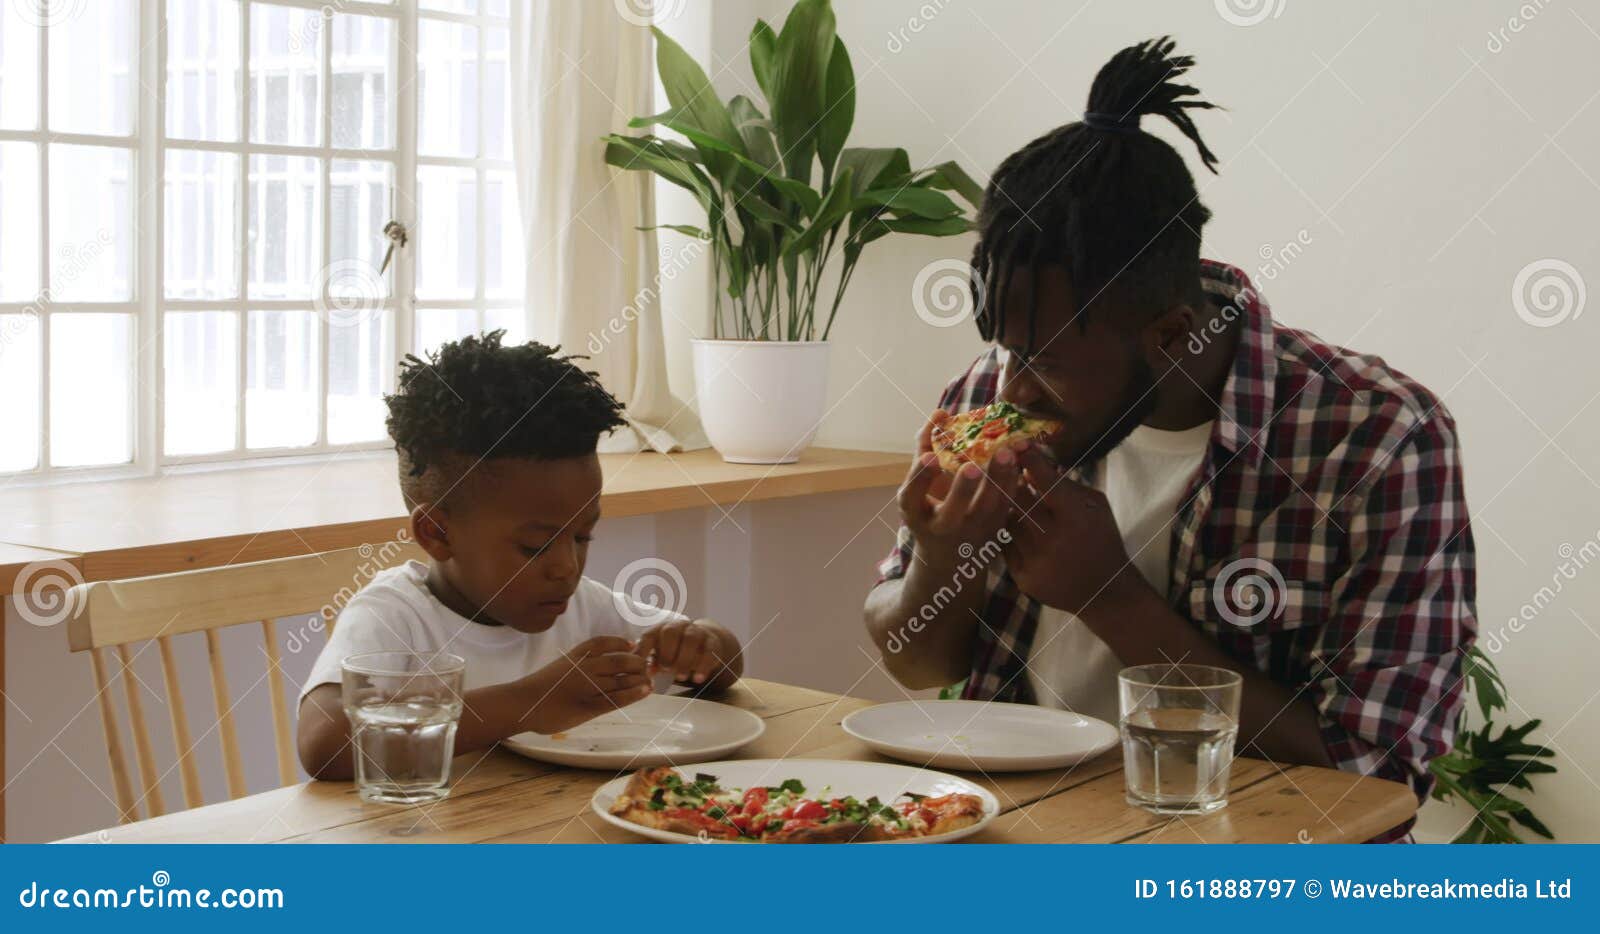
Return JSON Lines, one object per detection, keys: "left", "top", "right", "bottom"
{"left": 384, "top": 331, "right": 626, "bottom": 509}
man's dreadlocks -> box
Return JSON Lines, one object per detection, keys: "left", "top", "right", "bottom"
{"left": 972, "top": 37, "right": 1220, "bottom": 353}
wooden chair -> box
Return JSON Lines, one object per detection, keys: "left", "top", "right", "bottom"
{"left": 66, "top": 541, "right": 425, "bottom": 823}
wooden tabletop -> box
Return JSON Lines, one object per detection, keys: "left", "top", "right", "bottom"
{"left": 0, "top": 447, "right": 906, "bottom": 583}
{"left": 60, "top": 679, "right": 1418, "bottom": 844}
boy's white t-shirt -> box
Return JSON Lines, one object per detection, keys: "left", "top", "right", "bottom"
{"left": 1025, "top": 421, "right": 1212, "bottom": 723}
{"left": 300, "top": 560, "right": 686, "bottom": 701}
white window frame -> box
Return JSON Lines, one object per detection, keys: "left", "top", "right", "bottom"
{"left": 0, "top": 0, "right": 519, "bottom": 483}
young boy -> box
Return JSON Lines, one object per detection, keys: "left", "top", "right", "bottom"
{"left": 298, "top": 332, "right": 743, "bottom": 780}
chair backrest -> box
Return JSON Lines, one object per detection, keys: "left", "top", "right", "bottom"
{"left": 66, "top": 541, "right": 425, "bottom": 823}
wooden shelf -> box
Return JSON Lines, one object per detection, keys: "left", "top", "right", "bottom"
{"left": 0, "top": 543, "right": 80, "bottom": 594}
{"left": 0, "top": 447, "right": 907, "bottom": 583}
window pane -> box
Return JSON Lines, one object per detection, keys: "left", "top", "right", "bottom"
{"left": 0, "top": 7, "right": 40, "bottom": 130}
{"left": 484, "top": 168, "right": 521, "bottom": 298}
{"left": 420, "top": 1, "right": 477, "bottom": 13}
{"left": 415, "top": 165, "right": 475, "bottom": 299}
{"left": 484, "top": 27, "right": 509, "bottom": 159}
{"left": 48, "top": 0, "right": 136, "bottom": 135}
{"left": 415, "top": 307, "right": 476, "bottom": 356}
{"left": 332, "top": 13, "right": 393, "bottom": 149}
{"left": 250, "top": 3, "right": 322, "bottom": 146}
{"left": 248, "top": 154, "right": 320, "bottom": 299}
{"left": 49, "top": 144, "right": 133, "bottom": 301}
{"left": 0, "top": 314, "right": 40, "bottom": 471}
{"left": 328, "top": 310, "right": 388, "bottom": 445}
{"left": 246, "top": 309, "right": 318, "bottom": 448}
{"left": 163, "top": 311, "right": 238, "bottom": 455}
{"left": 164, "top": 149, "right": 239, "bottom": 299}
{"left": 49, "top": 313, "right": 132, "bottom": 467}
{"left": 418, "top": 20, "right": 476, "bottom": 158}
{"left": 0, "top": 142, "right": 40, "bottom": 301}
{"left": 483, "top": 307, "right": 524, "bottom": 345}
{"left": 328, "top": 158, "right": 393, "bottom": 313}
{"left": 165, "top": 0, "right": 241, "bottom": 141}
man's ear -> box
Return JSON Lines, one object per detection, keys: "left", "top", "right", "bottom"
{"left": 1144, "top": 303, "right": 1198, "bottom": 363}
{"left": 411, "top": 503, "right": 452, "bottom": 561}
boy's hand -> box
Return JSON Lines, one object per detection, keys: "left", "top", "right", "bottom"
{"left": 521, "top": 636, "right": 652, "bottom": 735}
{"left": 635, "top": 620, "right": 734, "bottom": 686}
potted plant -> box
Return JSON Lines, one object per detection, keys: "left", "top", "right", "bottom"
{"left": 603, "top": 0, "right": 982, "bottom": 463}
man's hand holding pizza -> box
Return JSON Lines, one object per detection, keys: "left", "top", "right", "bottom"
{"left": 1004, "top": 445, "right": 1151, "bottom": 620}
{"left": 898, "top": 409, "right": 1025, "bottom": 570}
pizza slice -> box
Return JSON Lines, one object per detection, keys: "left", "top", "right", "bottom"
{"left": 930, "top": 401, "right": 1060, "bottom": 472}
{"left": 606, "top": 767, "right": 986, "bottom": 843}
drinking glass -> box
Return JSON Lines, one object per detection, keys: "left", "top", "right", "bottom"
{"left": 1118, "top": 663, "right": 1242, "bottom": 814}
{"left": 341, "top": 651, "right": 466, "bottom": 805}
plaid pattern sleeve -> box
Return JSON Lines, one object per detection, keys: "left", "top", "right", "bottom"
{"left": 1306, "top": 408, "right": 1474, "bottom": 819}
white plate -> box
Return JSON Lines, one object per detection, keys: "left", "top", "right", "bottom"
{"left": 591, "top": 758, "right": 1000, "bottom": 844}
{"left": 502, "top": 693, "right": 764, "bottom": 770}
{"left": 841, "top": 700, "right": 1118, "bottom": 772}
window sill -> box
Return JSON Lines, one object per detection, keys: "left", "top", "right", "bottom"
{"left": 0, "top": 447, "right": 907, "bottom": 588}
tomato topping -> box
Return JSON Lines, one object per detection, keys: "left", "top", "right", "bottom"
{"left": 980, "top": 419, "right": 1008, "bottom": 439}
{"left": 791, "top": 799, "right": 828, "bottom": 822}
{"left": 741, "top": 786, "right": 769, "bottom": 815}
{"left": 918, "top": 807, "right": 938, "bottom": 827}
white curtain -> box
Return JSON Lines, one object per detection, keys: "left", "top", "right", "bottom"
{"left": 510, "top": 2, "right": 706, "bottom": 453}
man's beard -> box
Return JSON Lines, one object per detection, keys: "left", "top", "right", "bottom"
{"left": 1052, "top": 355, "right": 1158, "bottom": 473}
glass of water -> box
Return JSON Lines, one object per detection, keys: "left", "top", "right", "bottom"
{"left": 341, "top": 652, "right": 467, "bottom": 805}
{"left": 1119, "top": 663, "right": 1242, "bottom": 814}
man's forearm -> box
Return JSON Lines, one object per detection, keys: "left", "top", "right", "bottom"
{"left": 1079, "top": 584, "right": 1335, "bottom": 769}
{"left": 866, "top": 553, "right": 987, "bottom": 690}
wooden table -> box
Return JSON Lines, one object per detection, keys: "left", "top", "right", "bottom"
{"left": 2, "top": 447, "right": 907, "bottom": 843}
{"left": 59, "top": 680, "right": 1418, "bottom": 844}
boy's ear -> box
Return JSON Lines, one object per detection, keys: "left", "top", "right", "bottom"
{"left": 411, "top": 503, "right": 452, "bottom": 561}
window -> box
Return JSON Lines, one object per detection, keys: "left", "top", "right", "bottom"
{"left": 0, "top": 0, "right": 521, "bottom": 477}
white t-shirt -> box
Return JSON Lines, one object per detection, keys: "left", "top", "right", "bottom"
{"left": 300, "top": 560, "right": 687, "bottom": 701}
{"left": 1025, "top": 421, "right": 1212, "bottom": 723}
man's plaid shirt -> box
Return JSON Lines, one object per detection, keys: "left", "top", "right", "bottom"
{"left": 876, "top": 261, "right": 1476, "bottom": 841}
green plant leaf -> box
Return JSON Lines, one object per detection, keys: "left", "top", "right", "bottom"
{"left": 816, "top": 36, "right": 854, "bottom": 186}
{"left": 1461, "top": 645, "right": 1507, "bottom": 719}
{"left": 749, "top": 20, "right": 778, "bottom": 105}
{"left": 764, "top": 176, "right": 822, "bottom": 218}
{"left": 602, "top": 136, "right": 714, "bottom": 208}
{"left": 869, "top": 215, "right": 973, "bottom": 237}
{"left": 783, "top": 167, "right": 853, "bottom": 258}
{"left": 650, "top": 27, "right": 743, "bottom": 181}
{"left": 923, "top": 159, "right": 986, "bottom": 210}
{"left": 729, "top": 95, "right": 780, "bottom": 171}
{"left": 856, "top": 185, "right": 962, "bottom": 219}
{"left": 640, "top": 224, "right": 709, "bottom": 239}
{"left": 770, "top": 0, "right": 836, "bottom": 183}
{"left": 837, "top": 147, "right": 909, "bottom": 196}
{"left": 738, "top": 195, "right": 801, "bottom": 232}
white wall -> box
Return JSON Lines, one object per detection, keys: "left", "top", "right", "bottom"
{"left": 660, "top": 1, "right": 1597, "bottom": 841}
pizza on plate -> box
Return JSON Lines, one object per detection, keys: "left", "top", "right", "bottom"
{"left": 930, "top": 401, "right": 1061, "bottom": 472}
{"left": 607, "top": 766, "right": 986, "bottom": 843}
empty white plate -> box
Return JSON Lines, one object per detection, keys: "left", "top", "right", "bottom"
{"left": 502, "top": 693, "right": 765, "bottom": 770}
{"left": 842, "top": 700, "right": 1118, "bottom": 772}
{"left": 591, "top": 758, "right": 1000, "bottom": 844}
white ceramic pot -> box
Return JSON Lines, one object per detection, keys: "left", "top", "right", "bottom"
{"left": 691, "top": 339, "right": 831, "bottom": 464}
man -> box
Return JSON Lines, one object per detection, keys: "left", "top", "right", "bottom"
{"left": 863, "top": 38, "right": 1475, "bottom": 841}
